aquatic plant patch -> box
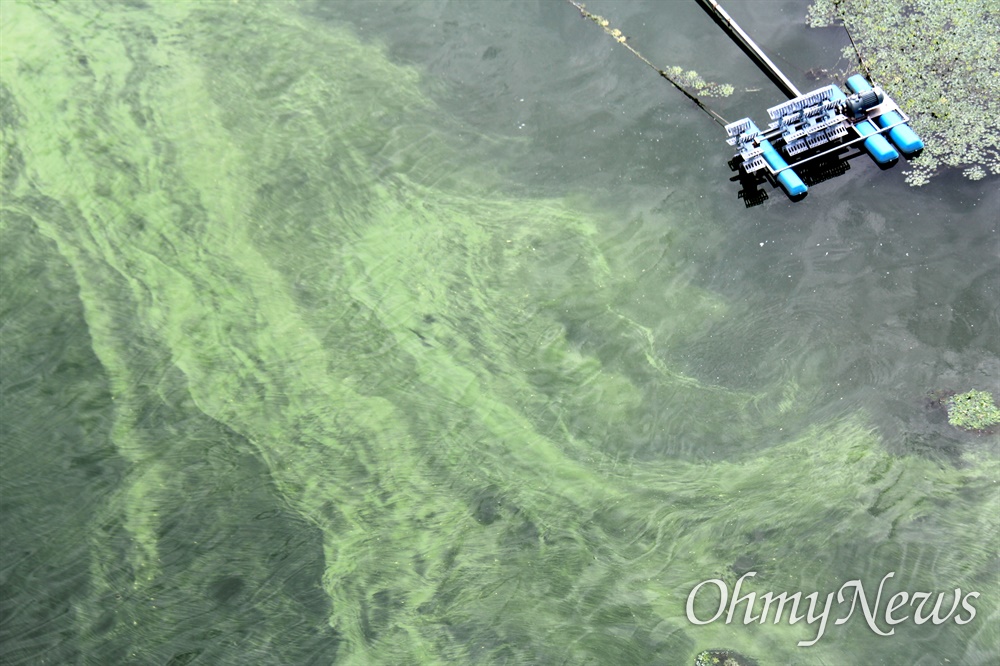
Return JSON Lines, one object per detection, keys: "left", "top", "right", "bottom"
{"left": 808, "top": 0, "right": 1000, "bottom": 185}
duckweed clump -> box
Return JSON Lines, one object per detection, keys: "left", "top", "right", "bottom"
{"left": 946, "top": 390, "right": 1000, "bottom": 431}
{"left": 694, "top": 649, "right": 757, "bottom": 666}
{"left": 807, "top": 0, "right": 1000, "bottom": 185}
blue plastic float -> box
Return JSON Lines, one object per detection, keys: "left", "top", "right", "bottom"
{"left": 846, "top": 75, "right": 924, "bottom": 157}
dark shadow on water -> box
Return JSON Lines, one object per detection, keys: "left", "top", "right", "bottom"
{"left": 727, "top": 145, "right": 916, "bottom": 207}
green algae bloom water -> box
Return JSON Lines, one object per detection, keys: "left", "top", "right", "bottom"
{"left": 2, "top": 1, "right": 998, "bottom": 664}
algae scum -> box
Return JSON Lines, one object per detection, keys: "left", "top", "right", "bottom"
{"left": 1, "top": 2, "right": 998, "bottom": 664}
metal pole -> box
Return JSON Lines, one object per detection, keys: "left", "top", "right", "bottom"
{"left": 694, "top": 0, "right": 801, "bottom": 99}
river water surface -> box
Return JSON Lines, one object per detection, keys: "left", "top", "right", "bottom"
{"left": 1, "top": 1, "right": 997, "bottom": 664}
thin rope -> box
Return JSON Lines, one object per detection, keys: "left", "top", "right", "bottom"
{"left": 832, "top": 0, "right": 873, "bottom": 80}
{"left": 565, "top": 0, "right": 729, "bottom": 127}
{"left": 842, "top": 22, "right": 873, "bottom": 80}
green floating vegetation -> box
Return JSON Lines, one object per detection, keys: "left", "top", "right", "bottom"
{"left": 807, "top": 0, "right": 1000, "bottom": 185}
{"left": 947, "top": 390, "right": 1000, "bottom": 431}
{"left": 695, "top": 649, "right": 758, "bottom": 666}
{"left": 2, "top": 0, "right": 997, "bottom": 664}
{"left": 664, "top": 66, "right": 736, "bottom": 98}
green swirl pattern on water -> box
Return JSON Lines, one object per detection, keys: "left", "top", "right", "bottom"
{"left": 1, "top": 1, "right": 996, "bottom": 664}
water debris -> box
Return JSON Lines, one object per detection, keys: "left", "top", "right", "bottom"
{"left": 565, "top": 0, "right": 733, "bottom": 126}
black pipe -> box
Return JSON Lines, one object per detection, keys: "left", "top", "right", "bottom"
{"left": 694, "top": 0, "right": 801, "bottom": 99}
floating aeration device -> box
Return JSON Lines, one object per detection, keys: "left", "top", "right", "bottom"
{"left": 696, "top": 0, "right": 924, "bottom": 200}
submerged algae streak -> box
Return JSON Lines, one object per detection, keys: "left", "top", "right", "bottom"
{"left": 2, "top": 1, "right": 997, "bottom": 664}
